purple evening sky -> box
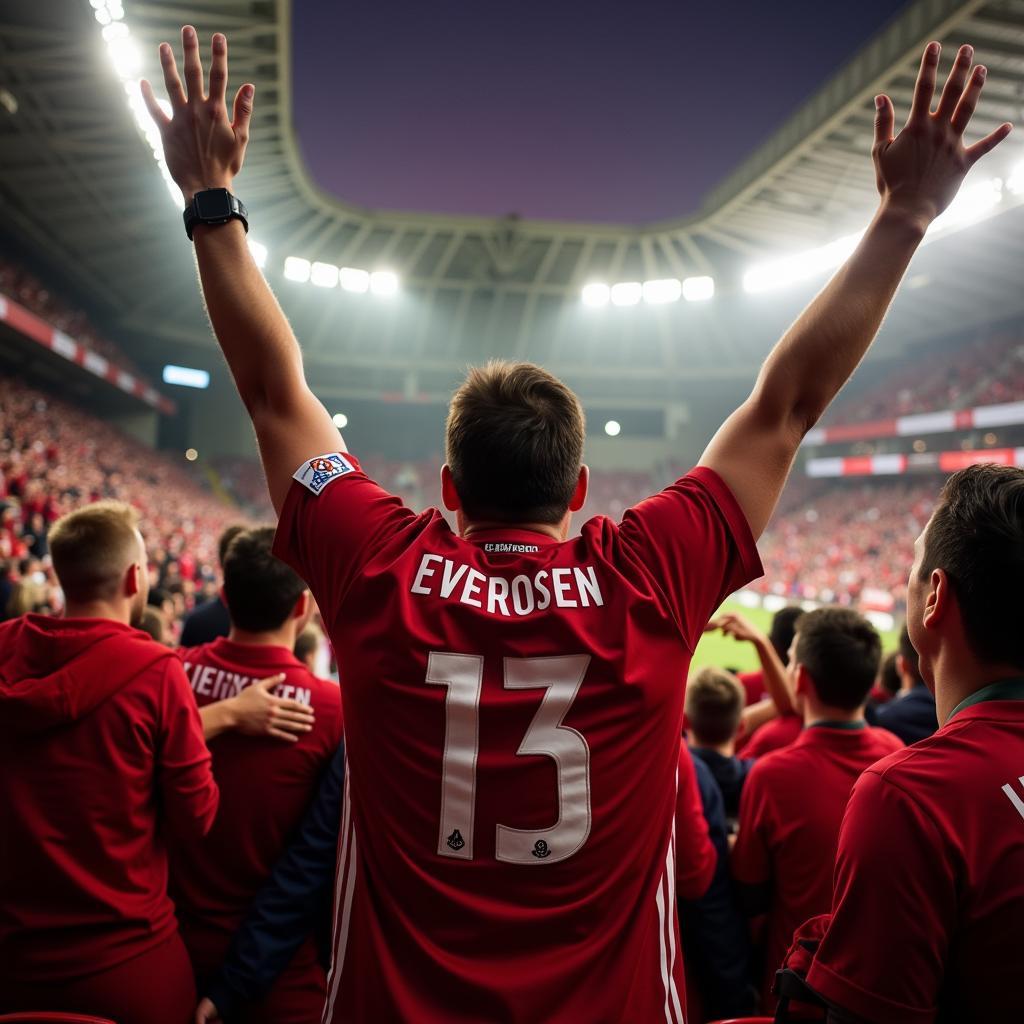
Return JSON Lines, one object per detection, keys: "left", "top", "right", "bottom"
{"left": 292, "top": 1, "right": 910, "bottom": 224}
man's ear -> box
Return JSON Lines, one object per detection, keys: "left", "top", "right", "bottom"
{"left": 793, "top": 663, "right": 812, "bottom": 698}
{"left": 441, "top": 464, "right": 461, "bottom": 513}
{"left": 124, "top": 561, "right": 141, "bottom": 599}
{"left": 923, "top": 568, "right": 948, "bottom": 632}
{"left": 568, "top": 465, "right": 589, "bottom": 513}
{"left": 293, "top": 589, "right": 311, "bottom": 621}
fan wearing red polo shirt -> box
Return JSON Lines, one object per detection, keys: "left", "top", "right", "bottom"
{"left": 168, "top": 527, "right": 343, "bottom": 1023}
{"left": 807, "top": 465, "right": 1024, "bottom": 1023}
{"left": 0, "top": 501, "right": 218, "bottom": 1024}
{"left": 142, "top": 28, "right": 1008, "bottom": 1022}
{"left": 732, "top": 608, "right": 902, "bottom": 1012}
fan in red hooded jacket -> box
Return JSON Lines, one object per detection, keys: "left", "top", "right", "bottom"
{"left": 0, "top": 501, "right": 219, "bottom": 1024}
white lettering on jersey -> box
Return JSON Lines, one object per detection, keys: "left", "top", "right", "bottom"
{"left": 182, "top": 662, "right": 314, "bottom": 706}
{"left": 1001, "top": 775, "right": 1024, "bottom": 821}
{"left": 409, "top": 556, "right": 603, "bottom": 616}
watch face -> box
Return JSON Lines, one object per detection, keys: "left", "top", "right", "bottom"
{"left": 194, "top": 189, "right": 232, "bottom": 220}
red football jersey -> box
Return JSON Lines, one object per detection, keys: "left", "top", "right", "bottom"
{"left": 737, "top": 669, "right": 767, "bottom": 706}
{"left": 167, "top": 638, "right": 342, "bottom": 999}
{"left": 738, "top": 710, "right": 803, "bottom": 756}
{"left": 732, "top": 722, "right": 903, "bottom": 1010}
{"left": 273, "top": 454, "right": 762, "bottom": 1024}
{"left": 807, "top": 686, "right": 1024, "bottom": 1022}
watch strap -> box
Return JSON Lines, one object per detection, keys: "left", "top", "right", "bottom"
{"left": 183, "top": 190, "right": 249, "bottom": 241}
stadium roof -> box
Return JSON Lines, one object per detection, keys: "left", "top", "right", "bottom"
{"left": 3, "top": 0, "right": 1024, "bottom": 410}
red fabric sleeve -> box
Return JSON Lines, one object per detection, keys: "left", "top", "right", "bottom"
{"left": 806, "top": 770, "right": 954, "bottom": 1024}
{"left": 674, "top": 742, "right": 716, "bottom": 900}
{"left": 618, "top": 467, "right": 763, "bottom": 650}
{"left": 273, "top": 453, "right": 417, "bottom": 629}
{"left": 156, "top": 659, "right": 219, "bottom": 840}
{"left": 731, "top": 762, "right": 773, "bottom": 886}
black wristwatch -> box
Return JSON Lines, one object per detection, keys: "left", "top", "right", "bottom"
{"left": 183, "top": 188, "right": 248, "bottom": 241}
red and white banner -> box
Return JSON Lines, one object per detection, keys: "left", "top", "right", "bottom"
{"left": 804, "top": 403, "right": 1024, "bottom": 447}
{"left": 807, "top": 447, "right": 1024, "bottom": 478}
{"left": 0, "top": 292, "right": 175, "bottom": 415}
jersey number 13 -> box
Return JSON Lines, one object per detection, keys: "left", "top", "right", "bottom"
{"left": 426, "top": 652, "right": 592, "bottom": 865}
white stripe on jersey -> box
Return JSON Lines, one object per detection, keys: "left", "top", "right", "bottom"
{"left": 322, "top": 764, "right": 353, "bottom": 1024}
{"left": 664, "top": 831, "right": 685, "bottom": 1024}
{"left": 655, "top": 866, "right": 675, "bottom": 1024}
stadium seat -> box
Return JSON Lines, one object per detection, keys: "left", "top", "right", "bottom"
{"left": 0, "top": 1015, "right": 118, "bottom": 1023}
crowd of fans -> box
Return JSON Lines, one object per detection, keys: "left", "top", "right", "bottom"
{"left": 0, "top": 259, "right": 147, "bottom": 379}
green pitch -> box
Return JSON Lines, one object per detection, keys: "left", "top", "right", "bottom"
{"left": 690, "top": 602, "right": 900, "bottom": 673}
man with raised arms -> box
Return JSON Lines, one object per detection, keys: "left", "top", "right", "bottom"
{"left": 142, "top": 33, "right": 1008, "bottom": 1023}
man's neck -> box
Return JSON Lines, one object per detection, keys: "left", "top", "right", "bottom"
{"left": 460, "top": 520, "right": 566, "bottom": 542}
{"left": 692, "top": 738, "right": 735, "bottom": 757}
{"left": 63, "top": 600, "right": 131, "bottom": 625}
{"left": 227, "top": 625, "right": 296, "bottom": 651}
{"left": 932, "top": 656, "right": 1024, "bottom": 725}
{"left": 804, "top": 703, "right": 865, "bottom": 728}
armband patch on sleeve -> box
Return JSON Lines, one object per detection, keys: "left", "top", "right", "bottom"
{"left": 294, "top": 453, "right": 356, "bottom": 495}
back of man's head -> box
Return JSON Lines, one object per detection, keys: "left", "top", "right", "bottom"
{"left": 446, "top": 360, "right": 585, "bottom": 525}
{"left": 49, "top": 501, "right": 142, "bottom": 606}
{"left": 919, "top": 464, "right": 1024, "bottom": 670}
{"left": 770, "top": 605, "right": 805, "bottom": 664}
{"left": 794, "top": 607, "right": 881, "bottom": 711}
{"left": 685, "top": 666, "right": 745, "bottom": 747}
{"left": 222, "top": 526, "right": 306, "bottom": 633}
{"left": 879, "top": 651, "right": 902, "bottom": 697}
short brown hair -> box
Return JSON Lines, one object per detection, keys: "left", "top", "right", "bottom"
{"left": 222, "top": 527, "right": 306, "bottom": 632}
{"left": 49, "top": 501, "right": 141, "bottom": 603}
{"left": 446, "top": 360, "right": 585, "bottom": 524}
{"left": 218, "top": 523, "right": 247, "bottom": 568}
{"left": 794, "top": 607, "right": 881, "bottom": 711}
{"left": 920, "top": 464, "right": 1024, "bottom": 670}
{"left": 685, "top": 666, "right": 745, "bottom": 746}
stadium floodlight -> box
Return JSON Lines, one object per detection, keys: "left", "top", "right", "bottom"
{"left": 106, "top": 35, "right": 141, "bottom": 78}
{"left": 340, "top": 267, "right": 370, "bottom": 293}
{"left": 163, "top": 365, "right": 210, "bottom": 389}
{"left": 931, "top": 177, "right": 1002, "bottom": 233}
{"left": 604, "top": 420, "right": 622, "bottom": 437}
{"left": 333, "top": 412, "right": 349, "bottom": 429}
{"left": 743, "top": 231, "right": 863, "bottom": 294}
{"left": 1007, "top": 161, "right": 1024, "bottom": 196}
{"left": 185, "top": 448, "right": 199, "bottom": 462}
{"left": 642, "top": 279, "right": 682, "bottom": 305}
{"left": 581, "top": 283, "right": 610, "bottom": 308}
{"left": 370, "top": 270, "right": 399, "bottom": 296}
{"left": 682, "top": 276, "right": 715, "bottom": 302}
{"left": 311, "top": 261, "right": 340, "bottom": 288}
{"left": 247, "top": 239, "right": 268, "bottom": 269}
{"left": 284, "top": 257, "right": 312, "bottom": 283}
{"left": 610, "top": 282, "right": 642, "bottom": 307}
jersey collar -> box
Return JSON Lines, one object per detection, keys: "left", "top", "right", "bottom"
{"left": 462, "top": 527, "right": 563, "bottom": 549}
{"left": 947, "top": 677, "right": 1024, "bottom": 722}
{"left": 806, "top": 719, "right": 867, "bottom": 731}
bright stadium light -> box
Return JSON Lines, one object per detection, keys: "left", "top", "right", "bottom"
{"left": 311, "top": 261, "right": 340, "bottom": 288}
{"left": 163, "top": 365, "right": 210, "bottom": 389}
{"left": 247, "top": 239, "right": 268, "bottom": 268}
{"left": 370, "top": 270, "right": 399, "bottom": 296}
{"left": 743, "top": 231, "right": 863, "bottom": 294}
{"left": 682, "top": 275, "right": 715, "bottom": 302}
{"left": 604, "top": 420, "right": 621, "bottom": 437}
{"left": 1007, "top": 161, "right": 1024, "bottom": 196}
{"left": 284, "top": 257, "right": 312, "bottom": 283}
{"left": 610, "top": 282, "right": 642, "bottom": 307}
{"left": 642, "top": 279, "right": 682, "bottom": 305}
{"left": 185, "top": 448, "right": 199, "bottom": 462}
{"left": 333, "top": 412, "right": 349, "bottom": 429}
{"left": 340, "top": 267, "right": 370, "bottom": 293}
{"left": 581, "top": 283, "right": 610, "bottom": 308}
{"left": 931, "top": 177, "right": 1002, "bottom": 233}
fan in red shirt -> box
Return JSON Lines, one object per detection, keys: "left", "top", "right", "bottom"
{"left": 168, "top": 527, "right": 343, "bottom": 1023}
{"left": 732, "top": 607, "right": 903, "bottom": 1012}
{"left": 806, "top": 465, "right": 1024, "bottom": 1023}
{"left": 0, "top": 501, "right": 218, "bottom": 1024}
{"left": 142, "top": 28, "right": 1008, "bottom": 1023}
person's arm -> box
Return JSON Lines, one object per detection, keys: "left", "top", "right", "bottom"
{"left": 198, "top": 673, "right": 315, "bottom": 743}
{"left": 195, "top": 742, "right": 346, "bottom": 1023}
{"left": 699, "top": 42, "right": 1011, "bottom": 537}
{"left": 141, "top": 28, "right": 339, "bottom": 514}
{"left": 707, "top": 612, "right": 796, "bottom": 716}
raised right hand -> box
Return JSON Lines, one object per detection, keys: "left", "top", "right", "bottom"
{"left": 195, "top": 997, "right": 221, "bottom": 1023}
{"left": 873, "top": 42, "right": 1011, "bottom": 228}
{"left": 140, "top": 26, "right": 254, "bottom": 201}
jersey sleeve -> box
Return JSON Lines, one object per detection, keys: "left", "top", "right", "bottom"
{"left": 806, "top": 770, "right": 954, "bottom": 1024}
{"left": 156, "top": 658, "right": 219, "bottom": 840}
{"left": 272, "top": 452, "right": 418, "bottom": 628}
{"left": 618, "top": 467, "right": 763, "bottom": 650}
{"left": 675, "top": 743, "right": 717, "bottom": 900}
